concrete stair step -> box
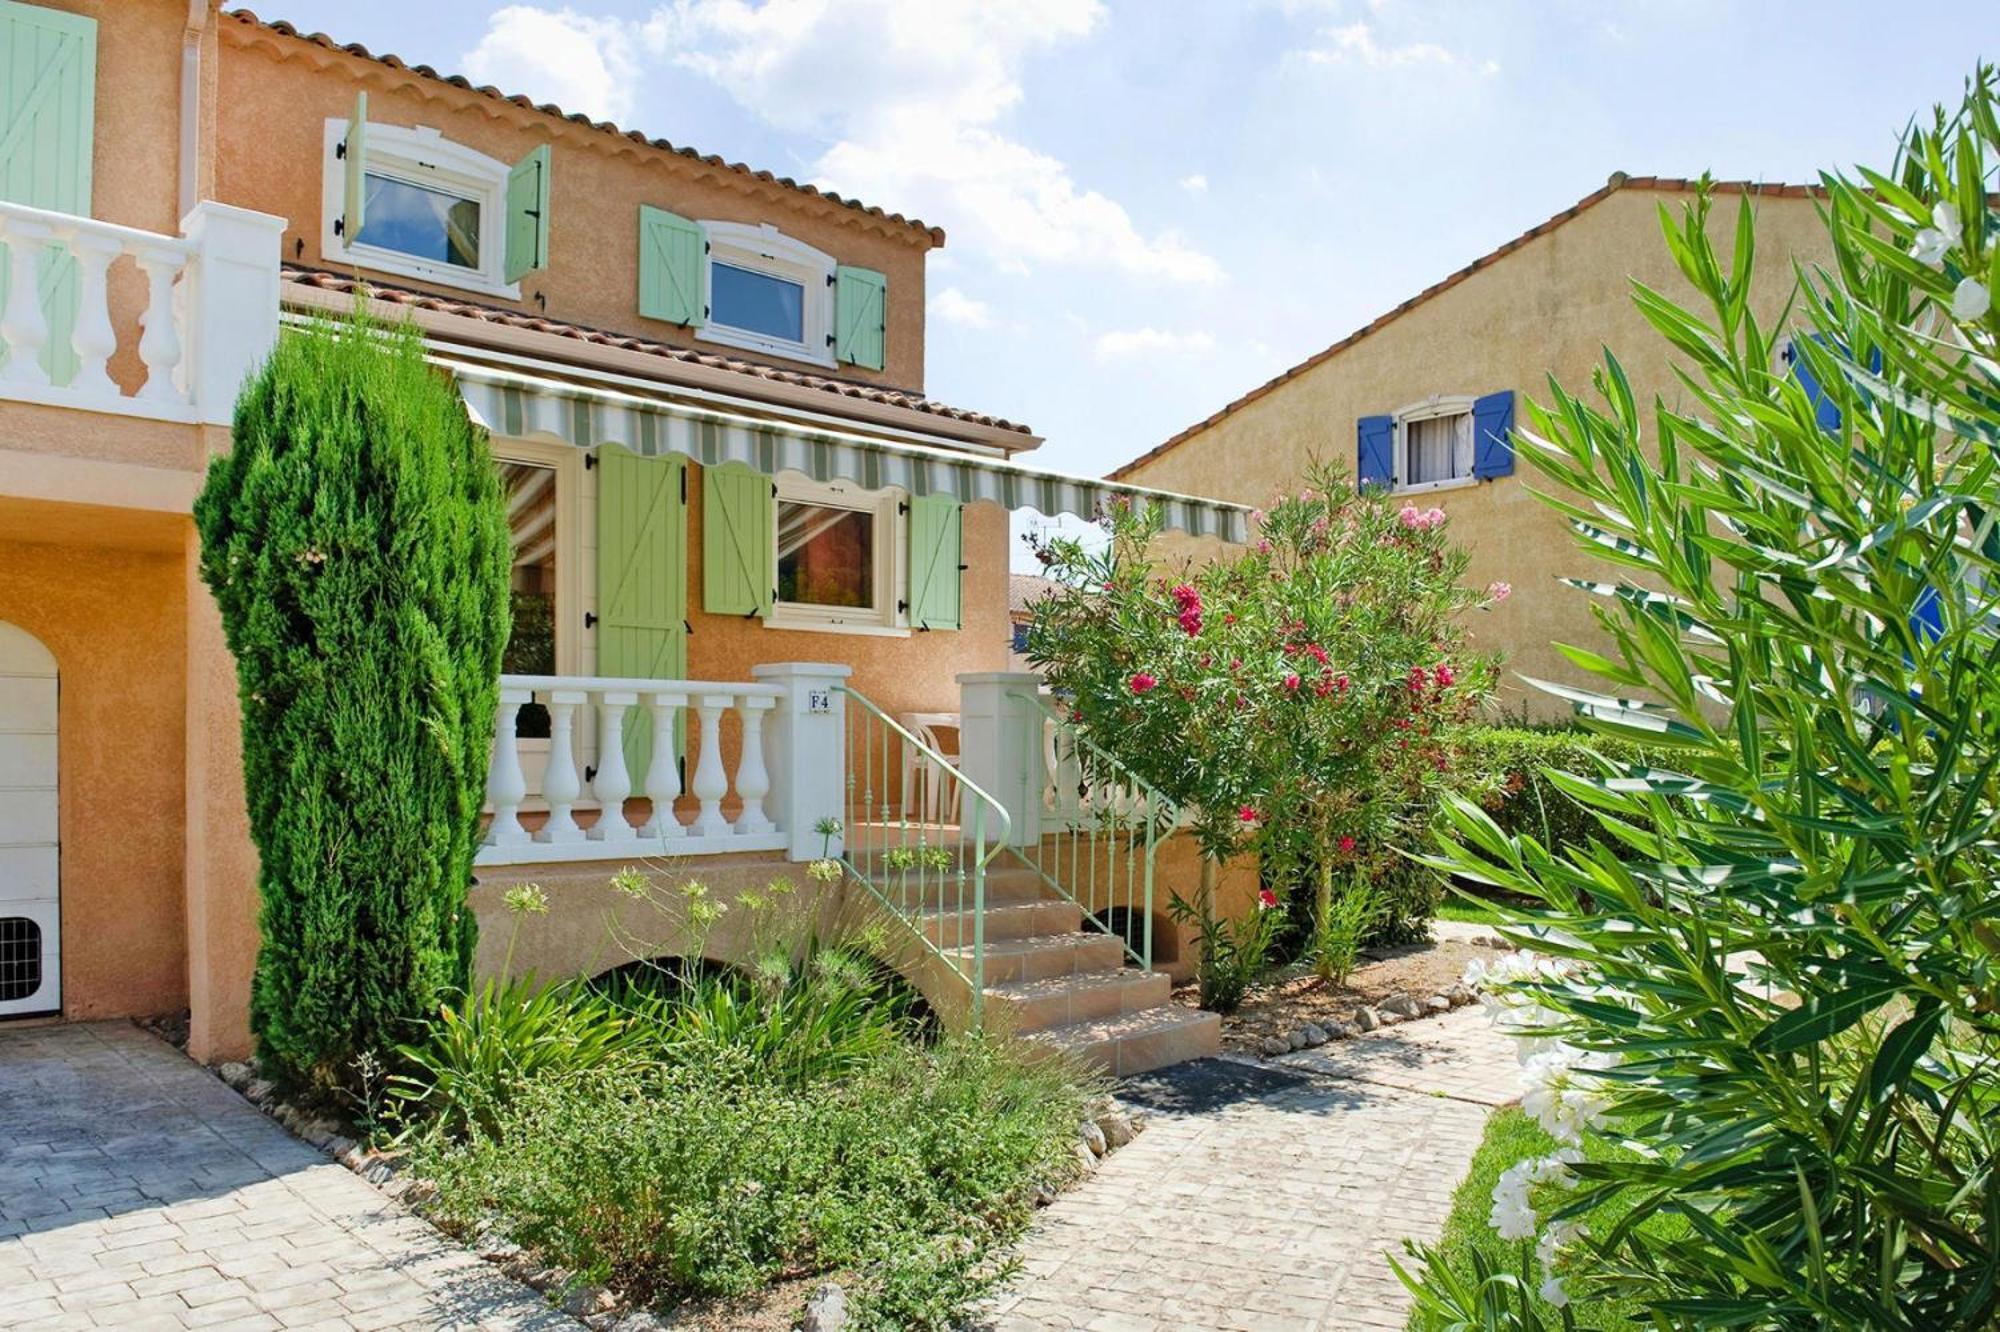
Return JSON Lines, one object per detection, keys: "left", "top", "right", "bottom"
{"left": 986, "top": 967, "right": 1172, "bottom": 1034}
{"left": 1025, "top": 1005, "right": 1223, "bottom": 1078}
{"left": 915, "top": 900, "right": 1082, "bottom": 947}
{"left": 941, "top": 931, "right": 1126, "bottom": 985}
{"left": 851, "top": 861, "right": 1050, "bottom": 908}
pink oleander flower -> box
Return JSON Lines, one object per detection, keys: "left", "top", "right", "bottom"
{"left": 1435, "top": 664, "right": 1456, "bottom": 688}
{"left": 1130, "top": 672, "right": 1158, "bottom": 694}
{"left": 1422, "top": 506, "right": 1446, "bottom": 528}
{"left": 1337, "top": 835, "right": 1357, "bottom": 855}
{"left": 1399, "top": 504, "right": 1423, "bottom": 529}
{"left": 1334, "top": 674, "right": 1350, "bottom": 692}
{"left": 1256, "top": 539, "right": 1273, "bottom": 555}
{"left": 1283, "top": 673, "right": 1302, "bottom": 692}
{"left": 1248, "top": 508, "right": 1265, "bottom": 527}
{"left": 1258, "top": 887, "right": 1279, "bottom": 911}
{"left": 1408, "top": 665, "right": 1429, "bottom": 691}
{"left": 1488, "top": 580, "right": 1512, "bottom": 602}
{"left": 1239, "top": 805, "right": 1260, "bottom": 824}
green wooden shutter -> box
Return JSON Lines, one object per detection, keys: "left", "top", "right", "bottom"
{"left": 0, "top": 0, "right": 95, "bottom": 385}
{"left": 907, "top": 494, "right": 962, "bottom": 631}
{"left": 833, "top": 265, "right": 886, "bottom": 370}
{"left": 702, "top": 463, "right": 773, "bottom": 617}
{"left": 503, "top": 143, "right": 550, "bottom": 283}
{"left": 638, "top": 205, "right": 704, "bottom": 327}
{"left": 337, "top": 90, "right": 366, "bottom": 241}
{"left": 597, "top": 447, "right": 688, "bottom": 775}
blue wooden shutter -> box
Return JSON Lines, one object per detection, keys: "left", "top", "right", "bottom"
{"left": 503, "top": 144, "right": 550, "bottom": 283}
{"left": 0, "top": 0, "right": 96, "bottom": 385}
{"left": 701, "top": 463, "right": 773, "bottom": 617}
{"left": 1356, "top": 415, "right": 1394, "bottom": 490}
{"left": 907, "top": 494, "right": 961, "bottom": 630}
{"left": 1471, "top": 390, "right": 1516, "bottom": 479}
{"left": 1787, "top": 336, "right": 1846, "bottom": 433}
{"left": 833, "top": 265, "right": 886, "bottom": 370}
{"left": 638, "top": 206, "right": 705, "bottom": 327}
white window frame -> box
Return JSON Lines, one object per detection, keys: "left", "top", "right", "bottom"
{"left": 1391, "top": 394, "right": 1479, "bottom": 494}
{"left": 699, "top": 221, "right": 836, "bottom": 368}
{"left": 767, "top": 472, "right": 909, "bottom": 637}
{"left": 320, "top": 120, "right": 521, "bottom": 299}
{"left": 487, "top": 436, "right": 586, "bottom": 807}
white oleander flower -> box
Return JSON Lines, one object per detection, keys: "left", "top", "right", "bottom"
{"left": 1488, "top": 1150, "right": 1580, "bottom": 1240}
{"left": 1911, "top": 201, "right": 1962, "bottom": 267}
{"left": 1520, "top": 1044, "right": 1617, "bottom": 1145}
{"left": 1539, "top": 1275, "right": 1570, "bottom": 1308}
{"left": 1952, "top": 277, "right": 1992, "bottom": 322}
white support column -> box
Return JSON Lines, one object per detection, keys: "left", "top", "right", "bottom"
{"left": 690, "top": 694, "right": 733, "bottom": 838}
{"left": 178, "top": 202, "right": 284, "bottom": 426}
{"left": 0, "top": 216, "right": 53, "bottom": 387}
{"left": 752, "top": 662, "right": 851, "bottom": 861}
{"left": 733, "top": 696, "right": 777, "bottom": 835}
{"left": 64, "top": 229, "right": 120, "bottom": 396}
{"left": 638, "top": 690, "right": 687, "bottom": 841}
{"left": 956, "top": 672, "right": 1045, "bottom": 849}
{"left": 483, "top": 688, "right": 532, "bottom": 848}
{"left": 535, "top": 688, "right": 588, "bottom": 844}
{"left": 588, "top": 690, "right": 637, "bottom": 842}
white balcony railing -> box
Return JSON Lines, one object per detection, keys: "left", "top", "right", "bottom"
{"left": 480, "top": 673, "right": 798, "bottom": 865}
{"left": 0, "top": 199, "right": 282, "bottom": 426}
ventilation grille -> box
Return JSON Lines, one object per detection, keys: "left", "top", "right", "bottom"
{"left": 0, "top": 917, "right": 43, "bottom": 1003}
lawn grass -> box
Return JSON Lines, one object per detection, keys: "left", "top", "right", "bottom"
{"left": 1415, "top": 1108, "right": 1668, "bottom": 1330}
{"left": 1435, "top": 895, "right": 1504, "bottom": 926}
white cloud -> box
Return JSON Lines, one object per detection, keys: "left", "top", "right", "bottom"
{"left": 1179, "top": 173, "right": 1209, "bottom": 194}
{"left": 1092, "top": 327, "right": 1216, "bottom": 361}
{"left": 646, "top": 0, "right": 1222, "bottom": 285}
{"left": 1299, "top": 21, "right": 1498, "bottom": 74}
{"left": 933, "top": 286, "right": 995, "bottom": 328}
{"left": 460, "top": 6, "right": 642, "bottom": 124}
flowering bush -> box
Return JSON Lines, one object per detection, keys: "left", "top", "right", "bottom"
{"left": 1028, "top": 463, "right": 1500, "bottom": 983}
{"left": 1405, "top": 71, "right": 2000, "bottom": 1329}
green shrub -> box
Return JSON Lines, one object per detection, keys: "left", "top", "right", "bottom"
{"left": 195, "top": 311, "right": 510, "bottom": 1092}
{"left": 1415, "top": 72, "right": 2000, "bottom": 1327}
{"left": 1457, "top": 727, "right": 1672, "bottom": 853}
{"left": 416, "top": 1036, "right": 1094, "bottom": 1329}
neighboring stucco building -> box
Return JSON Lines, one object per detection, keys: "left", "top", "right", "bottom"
{"left": 1111, "top": 174, "right": 1835, "bottom": 719}
{"left": 0, "top": 0, "right": 1239, "bottom": 1072}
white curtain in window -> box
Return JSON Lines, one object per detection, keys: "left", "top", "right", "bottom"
{"left": 1406, "top": 412, "right": 1471, "bottom": 485}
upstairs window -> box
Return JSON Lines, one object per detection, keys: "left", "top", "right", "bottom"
{"left": 322, "top": 96, "right": 550, "bottom": 299}
{"left": 1394, "top": 397, "right": 1477, "bottom": 491}
{"left": 700, "top": 222, "right": 836, "bottom": 365}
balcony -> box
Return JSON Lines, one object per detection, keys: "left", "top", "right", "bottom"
{"left": 0, "top": 199, "right": 283, "bottom": 426}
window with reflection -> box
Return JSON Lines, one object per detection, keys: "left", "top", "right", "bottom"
{"left": 501, "top": 460, "right": 558, "bottom": 737}
{"left": 778, "top": 500, "right": 874, "bottom": 610}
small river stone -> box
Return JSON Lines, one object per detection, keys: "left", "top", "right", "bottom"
{"left": 1301, "top": 1023, "right": 1329, "bottom": 1047}
{"left": 1078, "top": 1119, "right": 1107, "bottom": 1157}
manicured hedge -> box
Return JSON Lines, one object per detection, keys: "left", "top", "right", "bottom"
{"left": 1457, "top": 725, "right": 1675, "bottom": 855}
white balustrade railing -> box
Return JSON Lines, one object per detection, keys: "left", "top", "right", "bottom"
{"left": 479, "top": 673, "right": 790, "bottom": 865}
{"left": 0, "top": 199, "right": 282, "bottom": 426}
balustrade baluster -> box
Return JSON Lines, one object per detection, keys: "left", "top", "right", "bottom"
{"left": 63, "top": 230, "right": 119, "bottom": 396}
{"left": 0, "top": 217, "right": 53, "bottom": 387}
{"left": 132, "top": 245, "right": 184, "bottom": 402}
{"left": 691, "top": 694, "right": 733, "bottom": 837}
{"left": 734, "top": 697, "right": 776, "bottom": 834}
{"left": 588, "top": 690, "right": 637, "bottom": 842}
{"left": 638, "top": 690, "right": 687, "bottom": 841}
{"left": 535, "top": 689, "right": 588, "bottom": 843}
{"left": 483, "top": 689, "right": 532, "bottom": 847}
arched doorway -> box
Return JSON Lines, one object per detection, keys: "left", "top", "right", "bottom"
{"left": 0, "top": 621, "right": 59, "bottom": 1018}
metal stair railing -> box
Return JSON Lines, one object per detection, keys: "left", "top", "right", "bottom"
{"left": 1008, "top": 689, "right": 1179, "bottom": 971}
{"left": 838, "top": 684, "right": 1010, "bottom": 1024}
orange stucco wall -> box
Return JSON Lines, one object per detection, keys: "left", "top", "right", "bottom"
{"left": 212, "top": 21, "right": 934, "bottom": 392}
{"left": 0, "top": 519, "right": 188, "bottom": 1021}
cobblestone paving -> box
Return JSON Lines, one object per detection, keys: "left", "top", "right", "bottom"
{"left": 988, "top": 1006, "right": 1521, "bottom": 1331}
{"left": 0, "top": 1022, "right": 573, "bottom": 1332}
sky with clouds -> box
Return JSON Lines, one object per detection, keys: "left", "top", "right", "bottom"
{"left": 275, "top": 0, "right": 1990, "bottom": 562}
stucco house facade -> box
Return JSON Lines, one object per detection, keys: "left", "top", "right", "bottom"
{"left": 1111, "top": 175, "right": 1836, "bottom": 719}
{"left": 0, "top": 0, "right": 1241, "bottom": 1072}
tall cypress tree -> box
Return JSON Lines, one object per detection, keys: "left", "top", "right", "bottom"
{"left": 195, "top": 311, "right": 511, "bottom": 1091}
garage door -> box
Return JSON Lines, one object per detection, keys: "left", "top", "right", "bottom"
{"left": 0, "top": 620, "right": 58, "bottom": 1018}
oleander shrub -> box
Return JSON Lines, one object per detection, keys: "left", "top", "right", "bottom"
{"left": 195, "top": 311, "right": 510, "bottom": 1093}
{"left": 1407, "top": 70, "right": 2000, "bottom": 1329}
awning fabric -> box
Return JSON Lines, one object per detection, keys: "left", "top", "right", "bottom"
{"left": 452, "top": 360, "right": 1248, "bottom": 542}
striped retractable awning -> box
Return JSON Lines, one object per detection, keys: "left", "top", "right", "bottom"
{"left": 452, "top": 361, "right": 1249, "bottom": 542}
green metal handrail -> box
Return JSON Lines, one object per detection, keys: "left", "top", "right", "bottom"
{"left": 837, "top": 684, "right": 1011, "bottom": 1025}
{"left": 1008, "top": 689, "right": 1181, "bottom": 971}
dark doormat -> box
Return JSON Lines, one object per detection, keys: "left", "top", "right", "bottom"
{"left": 1116, "top": 1056, "right": 1311, "bottom": 1117}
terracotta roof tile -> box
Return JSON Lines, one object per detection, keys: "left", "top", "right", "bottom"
{"left": 222, "top": 8, "right": 945, "bottom": 246}
{"left": 281, "top": 266, "right": 1031, "bottom": 435}
{"left": 1109, "top": 174, "right": 1826, "bottom": 480}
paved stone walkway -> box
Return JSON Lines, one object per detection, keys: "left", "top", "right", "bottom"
{"left": 988, "top": 1005, "right": 1521, "bottom": 1332}
{"left": 0, "top": 1022, "right": 573, "bottom": 1332}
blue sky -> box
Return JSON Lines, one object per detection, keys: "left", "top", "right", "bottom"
{"left": 273, "top": 1, "right": 1992, "bottom": 563}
